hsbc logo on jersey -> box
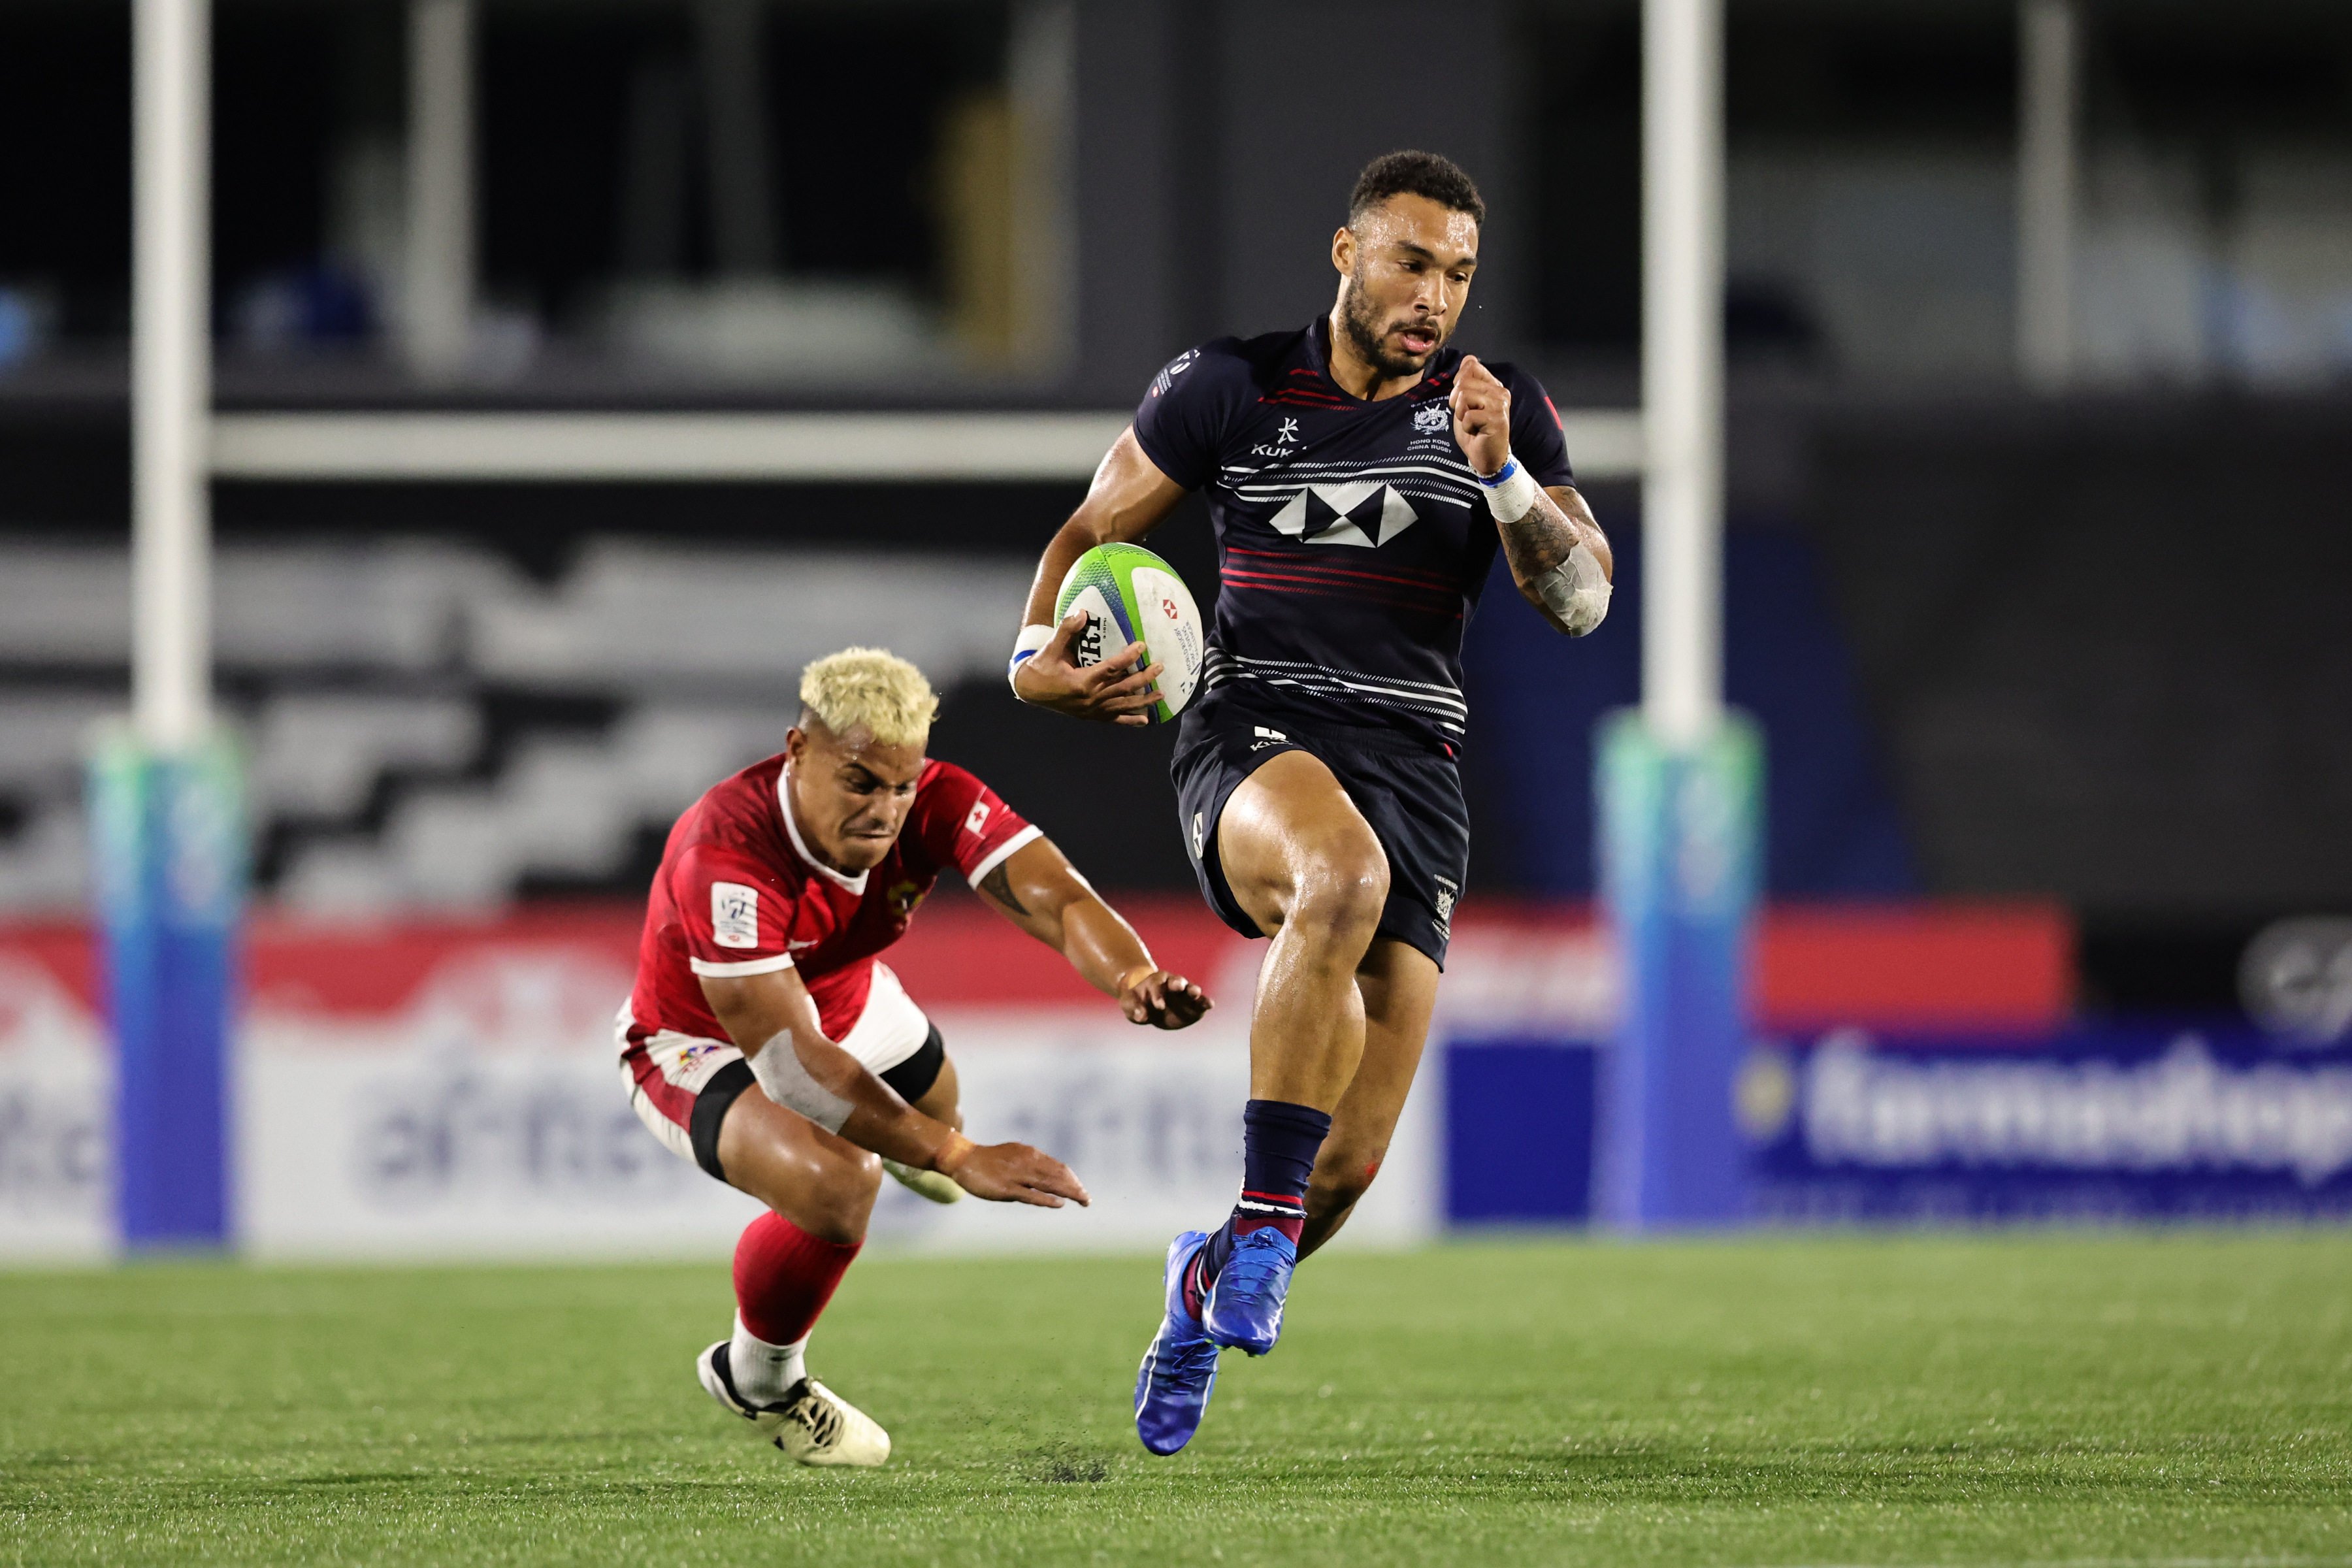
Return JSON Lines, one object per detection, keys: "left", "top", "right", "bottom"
{"left": 711, "top": 881, "right": 760, "bottom": 948}
{"left": 1267, "top": 482, "right": 1420, "bottom": 549}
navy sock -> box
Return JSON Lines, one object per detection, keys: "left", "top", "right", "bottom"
{"left": 1186, "top": 1099, "right": 1330, "bottom": 1315}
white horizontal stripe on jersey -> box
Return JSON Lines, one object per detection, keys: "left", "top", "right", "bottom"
{"left": 1222, "top": 457, "right": 1480, "bottom": 483}
{"left": 1231, "top": 481, "right": 1479, "bottom": 512}
{"left": 1228, "top": 476, "right": 1482, "bottom": 500}
{"left": 1224, "top": 462, "right": 1485, "bottom": 502}
{"left": 1203, "top": 650, "right": 1469, "bottom": 712}
{"left": 1202, "top": 672, "right": 1468, "bottom": 736}
{"left": 1213, "top": 667, "right": 1467, "bottom": 714}
{"left": 689, "top": 952, "right": 796, "bottom": 978}
{"left": 1203, "top": 659, "right": 1467, "bottom": 709}
{"left": 1201, "top": 662, "right": 1469, "bottom": 734}
{"left": 962, "top": 823, "right": 1044, "bottom": 890}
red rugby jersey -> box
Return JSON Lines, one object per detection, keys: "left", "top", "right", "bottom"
{"left": 625, "top": 753, "right": 1037, "bottom": 1047}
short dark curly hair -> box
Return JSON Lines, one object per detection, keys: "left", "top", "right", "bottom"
{"left": 1347, "top": 150, "right": 1486, "bottom": 228}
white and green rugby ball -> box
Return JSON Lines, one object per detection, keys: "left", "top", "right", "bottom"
{"left": 1054, "top": 542, "right": 1205, "bottom": 723}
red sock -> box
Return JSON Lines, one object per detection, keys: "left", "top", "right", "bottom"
{"left": 732, "top": 1211, "right": 861, "bottom": 1345}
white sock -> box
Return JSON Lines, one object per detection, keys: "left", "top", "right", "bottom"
{"left": 728, "top": 1314, "right": 808, "bottom": 1407}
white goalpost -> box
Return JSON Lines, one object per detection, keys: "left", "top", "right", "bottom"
{"left": 1641, "top": 0, "right": 1725, "bottom": 752}
{"left": 133, "top": 0, "right": 210, "bottom": 756}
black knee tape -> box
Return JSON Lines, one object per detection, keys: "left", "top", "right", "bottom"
{"left": 690, "top": 1058, "right": 757, "bottom": 1183}
{"left": 878, "top": 1024, "right": 946, "bottom": 1105}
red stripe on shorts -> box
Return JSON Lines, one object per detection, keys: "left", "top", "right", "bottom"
{"left": 624, "top": 1043, "right": 700, "bottom": 1132}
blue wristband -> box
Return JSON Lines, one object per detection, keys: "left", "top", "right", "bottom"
{"left": 1476, "top": 455, "right": 1520, "bottom": 488}
{"left": 1007, "top": 628, "right": 1051, "bottom": 696}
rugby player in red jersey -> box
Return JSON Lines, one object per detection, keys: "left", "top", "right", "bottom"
{"left": 620, "top": 648, "right": 1211, "bottom": 1465}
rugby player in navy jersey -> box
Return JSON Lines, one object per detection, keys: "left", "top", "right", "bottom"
{"left": 1009, "top": 151, "right": 1614, "bottom": 1454}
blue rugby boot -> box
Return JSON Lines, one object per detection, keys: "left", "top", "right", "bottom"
{"left": 1134, "top": 1230, "right": 1221, "bottom": 1455}
{"left": 1202, "top": 1225, "right": 1297, "bottom": 1356}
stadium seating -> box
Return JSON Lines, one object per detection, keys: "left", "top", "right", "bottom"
{"left": 249, "top": 694, "right": 483, "bottom": 819}
{"left": 0, "top": 548, "right": 135, "bottom": 665}
{"left": 470, "top": 540, "right": 1031, "bottom": 694}
{"left": 0, "top": 696, "right": 114, "bottom": 909}
{"left": 0, "top": 540, "right": 1028, "bottom": 913}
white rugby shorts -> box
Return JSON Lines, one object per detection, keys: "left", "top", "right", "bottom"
{"left": 618, "top": 961, "right": 933, "bottom": 1166}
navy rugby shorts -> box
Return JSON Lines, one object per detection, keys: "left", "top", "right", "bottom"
{"left": 1170, "top": 702, "right": 1469, "bottom": 969}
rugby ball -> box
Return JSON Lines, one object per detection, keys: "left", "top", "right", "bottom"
{"left": 1054, "top": 542, "right": 1205, "bottom": 723}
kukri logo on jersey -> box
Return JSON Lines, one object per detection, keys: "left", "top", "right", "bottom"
{"left": 1252, "top": 416, "right": 1302, "bottom": 459}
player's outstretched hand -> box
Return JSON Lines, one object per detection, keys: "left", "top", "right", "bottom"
{"left": 1011, "top": 610, "right": 1164, "bottom": 727}
{"left": 1118, "top": 969, "right": 1213, "bottom": 1030}
{"left": 938, "top": 1137, "right": 1092, "bottom": 1208}
{"left": 1448, "top": 353, "right": 1513, "bottom": 478}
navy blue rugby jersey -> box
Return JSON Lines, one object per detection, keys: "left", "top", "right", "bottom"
{"left": 1132, "top": 316, "right": 1573, "bottom": 753}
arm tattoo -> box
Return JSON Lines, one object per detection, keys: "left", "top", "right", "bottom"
{"left": 980, "top": 862, "right": 1030, "bottom": 916}
{"left": 1498, "top": 493, "right": 1578, "bottom": 575}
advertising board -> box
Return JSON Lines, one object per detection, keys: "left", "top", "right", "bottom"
{"left": 1745, "top": 1024, "right": 2352, "bottom": 1222}
{"left": 0, "top": 905, "right": 1454, "bottom": 1260}
{"left": 1, "top": 899, "right": 2109, "bottom": 1257}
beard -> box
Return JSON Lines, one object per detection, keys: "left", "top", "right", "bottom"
{"left": 1337, "top": 276, "right": 1446, "bottom": 380}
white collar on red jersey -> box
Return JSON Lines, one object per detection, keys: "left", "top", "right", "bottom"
{"left": 776, "top": 763, "right": 872, "bottom": 894}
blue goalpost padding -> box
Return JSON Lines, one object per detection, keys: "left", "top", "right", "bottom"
{"left": 89, "top": 730, "right": 243, "bottom": 1250}
{"left": 1594, "top": 710, "right": 1763, "bottom": 1229}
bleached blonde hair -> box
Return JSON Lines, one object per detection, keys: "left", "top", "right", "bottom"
{"left": 798, "top": 647, "right": 938, "bottom": 748}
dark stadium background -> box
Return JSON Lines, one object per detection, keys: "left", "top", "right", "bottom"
{"left": 5, "top": 6, "right": 2352, "bottom": 1558}
{"left": 6, "top": 0, "right": 2347, "bottom": 1021}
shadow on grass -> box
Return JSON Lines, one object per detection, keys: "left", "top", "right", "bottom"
{"left": 1013, "top": 1443, "right": 1115, "bottom": 1484}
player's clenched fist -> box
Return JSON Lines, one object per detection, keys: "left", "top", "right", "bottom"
{"left": 936, "top": 1134, "right": 1092, "bottom": 1208}
{"left": 1012, "top": 609, "right": 1166, "bottom": 728}
{"left": 1116, "top": 967, "right": 1214, "bottom": 1030}
{"left": 1448, "top": 353, "right": 1512, "bottom": 478}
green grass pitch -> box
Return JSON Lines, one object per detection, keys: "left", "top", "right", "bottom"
{"left": 5, "top": 1233, "right": 2350, "bottom": 1566}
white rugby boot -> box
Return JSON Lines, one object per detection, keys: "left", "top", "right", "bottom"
{"left": 881, "top": 1158, "right": 964, "bottom": 1204}
{"left": 696, "top": 1341, "right": 892, "bottom": 1467}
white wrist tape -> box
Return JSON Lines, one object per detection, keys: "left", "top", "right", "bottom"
{"left": 1006, "top": 623, "right": 1053, "bottom": 696}
{"left": 750, "top": 1031, "right": 854, "bottom": 1134}
{"left": 1532, "top": 542, "right": 1612, "bottom": 637}
{"left": 1477, "top": 455, "right": 1541, "bottom": 525}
